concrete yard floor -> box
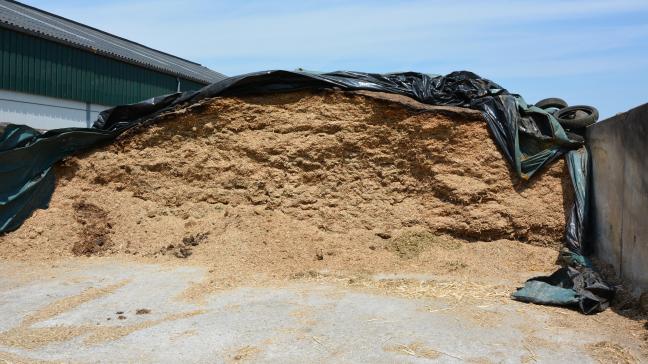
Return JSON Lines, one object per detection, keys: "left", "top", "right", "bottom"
{"left": 0, "top": 260, "right": 645, "bottom": 363}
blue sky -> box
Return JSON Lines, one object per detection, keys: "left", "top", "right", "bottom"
{"left": 25, "top": 0, "right": 648, "bottom": 119}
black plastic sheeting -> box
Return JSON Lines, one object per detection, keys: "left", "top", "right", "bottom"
{"left": 565, "top": 148, "right": 590, "bottom": 255}
{"left": 0, "top": 70, "right": 612, "bottom": 313}
{"left": 512, "top": 263, "right": 614, "bottom": 314}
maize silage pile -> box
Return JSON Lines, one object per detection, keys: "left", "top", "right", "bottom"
{"left": 0, "top": 71, "right": 612, "bottom": 313}
{"left": 0, "top": 90, "right": 572, "bottom": 283}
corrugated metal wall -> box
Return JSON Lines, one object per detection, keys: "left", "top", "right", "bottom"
{"left": 0, "top": 27, "right": 207, "bottom": 105}
{"left": 180, "top": 78, "right": 206, "bottom": 92}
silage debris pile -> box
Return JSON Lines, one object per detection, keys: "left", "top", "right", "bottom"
{"left": 0, "top": 90, "right": 573, "bottom": 282}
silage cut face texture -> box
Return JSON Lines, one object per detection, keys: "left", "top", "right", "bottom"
{"left": 0, "top": 70, "right": 585, "bottom": 260}
{"left": 0, "top": 91, "right": 573, "bottom": 277}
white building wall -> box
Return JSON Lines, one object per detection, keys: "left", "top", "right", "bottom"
{"left": 0, "top": 89, "right": 110, "bottom": 130}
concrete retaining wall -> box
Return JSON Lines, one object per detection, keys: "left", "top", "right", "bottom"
{"left": 587, "top": 103, "right": 648, "bottom": 292}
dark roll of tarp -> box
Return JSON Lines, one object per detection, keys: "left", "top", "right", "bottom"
{"left": 0, "top": 69, "right": 611, "bottom": 313}
{"left": 564, "top": 148, "right": 590, "bottom": 255}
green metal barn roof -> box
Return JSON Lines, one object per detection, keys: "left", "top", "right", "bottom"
{"left": 0, "top": 0, "right": 226, "bottom": 84}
